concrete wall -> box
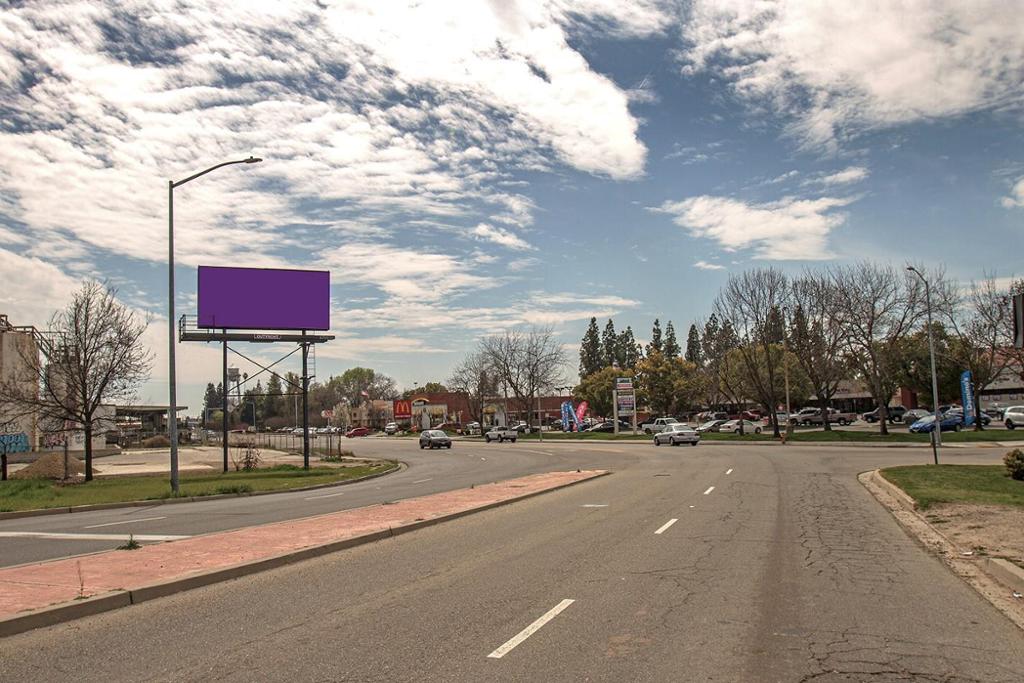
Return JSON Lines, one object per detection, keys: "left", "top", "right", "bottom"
{"left": 0, "top": 324, "right": 39, "bottom": 451}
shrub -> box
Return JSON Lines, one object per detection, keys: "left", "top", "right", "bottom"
{"left": 321, "top": 449, "right": 355, "bottom": 463}
{"left": 1004, "top": 449, "right": 1024, "bottom": 481}
{"left": 215, "top": 483, "right": 253, "bottom": 495}
{"left": 141, "top": 435, "right": 171, "bottom": 448}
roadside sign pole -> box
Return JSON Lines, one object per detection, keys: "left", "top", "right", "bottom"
{"left": 613, "top": 389, "right": 619, "bottom": 435}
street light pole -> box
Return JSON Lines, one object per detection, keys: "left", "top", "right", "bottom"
{"left": 907, "top": 266, "right": 941, "bottom": 465}
{"left": 168, "top": 156, "right": 261, "bottom": 493}
{"left": 782, "top": 305, "right": 791, "bottom": 422}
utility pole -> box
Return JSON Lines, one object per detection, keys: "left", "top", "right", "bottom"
{"left": 908, "top": 266, "right": 941, "bottom": 465}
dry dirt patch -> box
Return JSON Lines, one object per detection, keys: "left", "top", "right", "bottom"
{"left": 924, "top": 503, "right": 1024, "bottom": 566}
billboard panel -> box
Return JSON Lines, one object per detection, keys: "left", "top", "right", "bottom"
{"left": 198, "top": 266, "right": 330, "bottom": 331}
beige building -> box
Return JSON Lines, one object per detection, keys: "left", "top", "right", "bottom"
{"left": 0, "top": 314, "right": 40, "bottom": 451}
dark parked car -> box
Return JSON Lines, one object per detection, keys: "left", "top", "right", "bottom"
{"left": 584, "top": 419, "right": 633, "bottom": 433}
{"left": 908, "top": 414, "right": 963, "bottom": 433}
{"left": 902, "top": 408, "right": 931, "bottom": 423}
{"left": 418, "top": 429, "right": 452, "bottom": 449}
{"left": 862, "top": 406, "right": 907, "bottom": 423}
{"left": 944, "top": 408, "right": 991, "bottom": 426}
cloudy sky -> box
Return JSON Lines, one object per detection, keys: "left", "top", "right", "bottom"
{"left": 1, "top": 1, "right": 1022, "bottom": 413}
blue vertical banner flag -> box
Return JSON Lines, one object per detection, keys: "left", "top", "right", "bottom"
{"left": 960, "top": 370, "right": 975, "bottom": 426}
{"left": 561, "top": 402, "right": 571, "bottom": 432}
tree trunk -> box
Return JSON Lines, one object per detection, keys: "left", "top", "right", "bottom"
{"left": 878, "top": 403, "right": 889, "bottom": 436}
{"left": 818, "top": 394, "right": 832, "bottom": 431}
{"left": 83, "top": 423, "right": 93, "bottom": 482}
{"left": 974, "top": 392, "right": 984, "bottom": 431}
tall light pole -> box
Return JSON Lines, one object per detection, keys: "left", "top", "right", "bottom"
{"left": 168, "top": 156, "right": 261, "bottom": 493}
{"left": 781, "top": 305, "right": 791, "bottom": 422}
{"left": 907, "top": 266, "right": 941, "bottom": 465}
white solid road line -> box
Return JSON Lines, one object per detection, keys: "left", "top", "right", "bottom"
{"left": 304, "top": 490, "right": 347, "bottom": 500}
{"left": 488, "top": 599, "right": 575, "bottom": 659}
{"left": 581, "top": 504, "right": 609, "bottom": 508}
{"left": 703, "top": 486, "right": 715, "bottom": 495}
{"left": 654, "top": 518, "right": 678, "bottom": 534}
{"left": 725, "top": 468, "right": 733, "bottom": 475}
{"left": 412, "top": 478, "right": 433, "bottom": 484}
{"left": 0, "top": 531, "right": 188, "bottom": 542}
{"left": 83, "top": 516, "right": 166, "bottom": 529}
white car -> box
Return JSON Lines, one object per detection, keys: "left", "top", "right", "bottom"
{"left": 1005, "top": 406, "right": 1024, "bottom": 430}
{"left": 384, "top": 422, "right": 399, "bottom": 435}
{"left": 653, "top": 423, "right": 700, "bottom": 446}
{"left": 717, "top": 419, "right": 762, "bottom": 434}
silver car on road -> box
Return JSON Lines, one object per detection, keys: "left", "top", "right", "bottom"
{"left": 653, "top": 423, "right": 700, "bottom": 446}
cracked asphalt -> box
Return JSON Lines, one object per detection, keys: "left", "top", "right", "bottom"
{"left": 2, "top": 443, "right": 1023, "bottom": 681}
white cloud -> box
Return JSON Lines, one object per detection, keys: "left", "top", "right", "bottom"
{"left": 656, "top": 194, "right": 856, "bottom": 260}
{"left": 816, "top": 166, "right": 869, "bottom": 186}
{"left": 471, "top": 223, "right": 534, "bottom": 251}
{"left": 1001, "top": 177, "right": 1024, "bottom": 209}
{"left": 0, "top": 247, "right": 80, "bottom": 327}
{"left": 0, "top": 1, "right": 658, "bottom": 273}
{"left": 693, "top": 260, "right": 725, "bottom": 270}
{"left": 681, "top": 1, "right": 1024, "bottom": 149}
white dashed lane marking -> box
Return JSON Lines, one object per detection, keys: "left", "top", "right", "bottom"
{"left": 488, "top": 599, "right": 575, "bottom": 659}
{"left": 654, "top": 518, "right": 678, "bottom": 535}
{"left": 703, "top": 486, "right": 715, "bottom": 495}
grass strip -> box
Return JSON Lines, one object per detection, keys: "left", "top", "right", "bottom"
{"left": 0, "top": 463, "right": 391, "bottom": 513}
{"left": 880, "top": 464, "right": 1024, "bottom": 510}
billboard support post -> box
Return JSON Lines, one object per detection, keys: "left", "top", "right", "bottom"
{"left": 302, "top": 335, "right": 310, "bottom": 470}
{"left": 222, "top": 338, "right": 228, "bottom": 473}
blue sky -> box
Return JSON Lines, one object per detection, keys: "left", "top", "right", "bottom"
{"left": 1, "top": 1, "right": 1022, "bottom": 415}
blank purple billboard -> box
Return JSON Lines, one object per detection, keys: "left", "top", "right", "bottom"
{"left": 197, "top": 266, "right": 330, "bottom": 331}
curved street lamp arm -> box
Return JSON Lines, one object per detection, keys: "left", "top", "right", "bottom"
{"left": 171, "top": 156, "right": 262, "bottom": 188}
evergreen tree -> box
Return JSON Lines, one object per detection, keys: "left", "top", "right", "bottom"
{"left": 764, "top": 305, "right": 786, "bottom": 344}
{"left": 618, "top": 326, "right": 641, "bottom": 369}
{"left": 264, "top": 373, "right": 283, "bottom": 419}
{"left": 663, "top": 321, "right": 681, "bottom": 358}
{"left": 685, "top": 323, "right": 703, "bottom": 365}
{"left": 578, "top": 317, "right": 603, "bottom": 378}
{"left": 646, "top": 318, "right": 663, "bottom": 356}
{"left": 202, "top": 382, "right": 219, "bottom": 417}
{"left": 601, "top": 319, "right": 618, "bottom": 368}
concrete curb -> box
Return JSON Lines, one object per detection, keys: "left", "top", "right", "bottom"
{"left": 0, "top": 470, "right": 610, "bottom": 638}
{"left": 0, "top": 461, "right": 403, "bottom": 521}
{"left": 985, "top": 558, "right": 1024, "bottom": 594}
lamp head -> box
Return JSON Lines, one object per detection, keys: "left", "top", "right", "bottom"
{"left": 245, "top": 156, "right": 262, "bottom": 164}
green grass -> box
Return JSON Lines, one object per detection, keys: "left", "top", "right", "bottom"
{"left": 881, "top": 464, "right": 1024, "bottom": 510}
{"left": 0, "top": 463, "right": 394, "bottom": 512}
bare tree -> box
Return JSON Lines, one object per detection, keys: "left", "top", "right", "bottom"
{"left": 941, "top": 275, "right": 1016, "bottom": 430}
{"left": 480, "top": 327, "right": 567, "bottom": 430}
{"left": 0, "top": 282, "right": 151, "bottom": 480}
{"left": 830, "top": 263, "right": 923, "bottom": 435}
{"left": 447, "top": 351, "right": 499, "bottom": 426}
{"left": 789, "top": 273, "right": 850, "bottom": 431}
{"left": 714, "top": 267, "right": 791, "bottom": 436}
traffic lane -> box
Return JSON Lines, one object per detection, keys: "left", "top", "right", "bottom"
{"left": 739, "top": 452, "right": 1024, "bottom": 681}
{"left": 0, "top": 441, "right": 642, "bottom": 567}
{"left": 0, "top": 452, "right": 736, "bottom": 682}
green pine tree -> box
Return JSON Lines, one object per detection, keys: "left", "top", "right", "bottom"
{"left": 646, "top": 318, "right": 663, "bottom": 356}
{"left": 618, "top": 326, "right": 641, "bottom": 369}
{"left": 663, "top": 321, "right": 681, "bottom": 358}
{"left": 601, "top": 319, "right": 618, "bottom": 368}
{"left": 684, "top": 324, "right": 702, "bottom": 365}
{"left": 579, "top": 317, "right": 603, "bottom": 378}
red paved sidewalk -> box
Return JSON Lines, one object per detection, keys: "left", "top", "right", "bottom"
{"left": 0, "top": 470, "right": 606, "bottom": 624}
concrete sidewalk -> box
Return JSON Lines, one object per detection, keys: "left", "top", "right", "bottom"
{"left": 0, "top": 470, "right": 607, "bottom": 636}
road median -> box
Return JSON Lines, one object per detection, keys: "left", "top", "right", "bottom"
{"left": 0, "top": 469, "right": 609, "bottom": 638}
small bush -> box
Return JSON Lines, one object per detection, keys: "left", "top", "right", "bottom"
{"left": 321, "top": 449, "right": 355, "bottom": 463}
{"left": 214, "top": 483, "right": 253, "bottom": 495}
{"left": 141, "top": 435, "right": 171, "bottom": 448}
{"left": 1004, "top": 449, "right": 1024, "bottom": 481}
{"left": 117, "top": 534, "right": 141, "bottom": 550}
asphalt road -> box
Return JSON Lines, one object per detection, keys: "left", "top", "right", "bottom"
{"left": 3, "top": 441, "right": 1023, "bottom": 681}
